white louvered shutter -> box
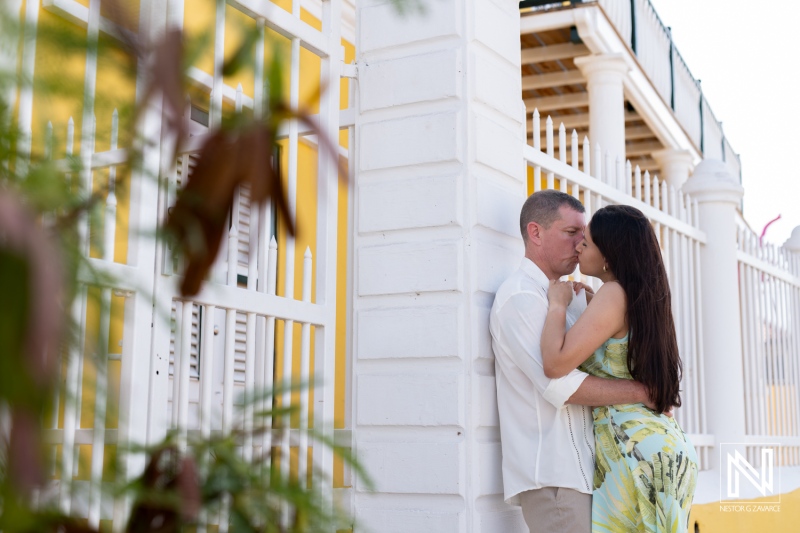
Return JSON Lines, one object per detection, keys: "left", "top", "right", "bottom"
{"left": 169, "top": 300, "right": 201, "bottom": 379}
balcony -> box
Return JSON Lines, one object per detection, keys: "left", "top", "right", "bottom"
{"left": 519, "top": 0, "right": 741, "bottom": 181}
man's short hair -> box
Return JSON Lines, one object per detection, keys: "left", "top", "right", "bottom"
{"left": 519, "top": 189, "right": 585, "bottom": 241}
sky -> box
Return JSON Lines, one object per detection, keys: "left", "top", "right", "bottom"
{"left": 648, "top": 0, "right": 800, "bottom": 246}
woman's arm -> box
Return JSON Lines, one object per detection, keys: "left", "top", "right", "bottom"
{"left": 541, "top": 281, "right": 627, "bottom": 378}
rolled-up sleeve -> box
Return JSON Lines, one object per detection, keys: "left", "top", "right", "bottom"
{"left": 542, "top": 370, "right": 588, "bottom": 408}
{"left": 492, "top": 291, "right": 588, "bottom": 409}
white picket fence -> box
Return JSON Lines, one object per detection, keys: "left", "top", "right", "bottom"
{"left": 34, "top": 0, "right": 351, "bottom": 530}
{"left": 737, "top": 227, "right": 800, "bottom": 467}
{"left": 524, "top": 108, "right": 712, "bottom": 469}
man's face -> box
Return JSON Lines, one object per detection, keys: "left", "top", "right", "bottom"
{"left": 536, "top": 206, "right": 586, "bottom": 278}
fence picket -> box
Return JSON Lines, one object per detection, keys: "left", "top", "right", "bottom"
{"left": 571, "top": 129, "right": 579, "bottom": 169}
{"left": 61, "top": 286, "right": 87, "bottom": 512}
{"left": 741, "top": 257, "right": 755, "bottom": 437}
{"left": 681, "top": 232, "right": 695, "bottom": 430}
{"left": 200, "top": 305, "right": 215, "bottom": 440}
{"left": 569, "top": 131, "right": 581, "bottom": 200}
{"left": 533, "top": 109, "right": 541, "bottom": 192}
{"left": 88, "top": 287, "right": 111, "bottom": 528}
{"left": 582, "top": 136, "right": 590, "bottom": 176}
{"left": 753, "top": 235, "right": 769, "bottom": 438}
{"left": 223, "top": 226, "right": 239, "bottom": 436}
{"left": 103, "top": 110, "right": 118, "bottom": 263}
{"left": 792, "top": 273, "right": 800, "bottom": 460}
{"left": 298, "top": 248, "right": 313, "bottom": 488}
{"left": 265, "top": 237, "right": 278, "bottom": 451}
{"left": 590, "top": 144, "right": 599, "bottom": 184}
{"left": 779, "top": 277, "right": 792, "bottom": 444}
{"left": 652, "top": 175, "right": 660, "bottom": 210}
{"left": 634, "top": 165, "right": 642, "bottom": 201}
{"left": 546, "top": 116, "right": 554, "bottom": 189}
{"left": 624, "top": 160, "right": 632, "bottom": 196}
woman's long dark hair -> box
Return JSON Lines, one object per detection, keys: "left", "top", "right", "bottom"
{"left": 590, "top": 205, "right": 682, "bottom": 412}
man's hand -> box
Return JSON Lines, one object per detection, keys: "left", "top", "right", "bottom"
{"left": 547, "top": 280, "right": 574, "bottom": 308}
{"left": 639, "top": 383, "right": 674, "bottom": 418}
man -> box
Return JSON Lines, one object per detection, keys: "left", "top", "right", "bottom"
{"left": 490, "top": 190, "right": 652, "bottom": 533}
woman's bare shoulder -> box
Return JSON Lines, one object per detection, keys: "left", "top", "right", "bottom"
{"left": 582, "top": 281, "right": 627, "bottom": 337}
{"left": 591, "top": 281, "right": 626, "bottom": 307}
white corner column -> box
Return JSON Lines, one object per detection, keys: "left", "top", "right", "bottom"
{"left": 652, "top": 148, "right": 694, "bottom": 189}
{"left": 354, "top": 0, "right": 526, "bottom": 530}
{"left": 682, "top": 160, "right": 746, "bottom": 467}
{"left": 573, "top": 53, "right": 628, "bottom": 166}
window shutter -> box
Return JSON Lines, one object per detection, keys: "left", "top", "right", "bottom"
{"left": 234, "top": 184, "right": 253, "bottom": 281}
{"left": 234, "top": 311, "right": 247, "bottom": 383}
{"left": 169, "top": 301, "right": 201, "bottom": 379}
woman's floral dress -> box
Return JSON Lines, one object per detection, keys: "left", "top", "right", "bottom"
{"left": 579, "top": 335, "right": 698, "bottom": 533}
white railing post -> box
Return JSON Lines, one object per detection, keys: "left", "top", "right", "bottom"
{"left": 785, "top": 226, "right": 800, "bottom": 257}
{"left": 682, "top": 159, "right": 746, "bottom": 467}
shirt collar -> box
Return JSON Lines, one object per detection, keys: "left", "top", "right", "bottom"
{"left": 519, "top": 257, "right": 551, "bottom": 289}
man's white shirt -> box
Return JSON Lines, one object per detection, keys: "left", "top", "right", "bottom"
{"left": 490, "top": 258, "right": 595, "bottom": 504}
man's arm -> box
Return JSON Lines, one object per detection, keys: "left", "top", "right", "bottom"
{"left": 566, "top": 375, "right": 653, "bottom": 408}
{"left": 491, "top": 290, "right": 664, "bottom": 412}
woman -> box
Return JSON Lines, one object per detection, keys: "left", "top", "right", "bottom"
{"left": 540, "top": 204, "right": 697, "bottom": 533}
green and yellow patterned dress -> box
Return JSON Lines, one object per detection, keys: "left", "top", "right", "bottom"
{"left": 579, "top": 335, "right": 698, "bottom": 533}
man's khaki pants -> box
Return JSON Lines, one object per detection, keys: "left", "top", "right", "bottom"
{"left": 519, "top": 487, "right": 592, "bottom": 533}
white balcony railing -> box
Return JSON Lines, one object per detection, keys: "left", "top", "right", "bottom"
{"left": 525, "top": 0, "right": 742, "bottom": 182}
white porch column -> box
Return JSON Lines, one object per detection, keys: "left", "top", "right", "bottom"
{"left": 354, "top": 0, "right": 526, "bottom": 531}
{"left": 652, "top": 148, "right": 694, "bottom": 189}
{"left": 682, "top": 160, "right": 746, "bottom": 467}
{"left": 573, "top": 53, "right": 628, "bottom": 166}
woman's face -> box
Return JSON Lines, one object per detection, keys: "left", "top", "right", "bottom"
{"left": 576, "top": 222, "right": 606, "bottom": 277}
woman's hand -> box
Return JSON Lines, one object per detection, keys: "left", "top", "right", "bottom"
{"left": 572, "top": 281, "right": 595, "bottom": 303}
{"left": 547, "top": 280, "right": 574, "bottom": 308}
